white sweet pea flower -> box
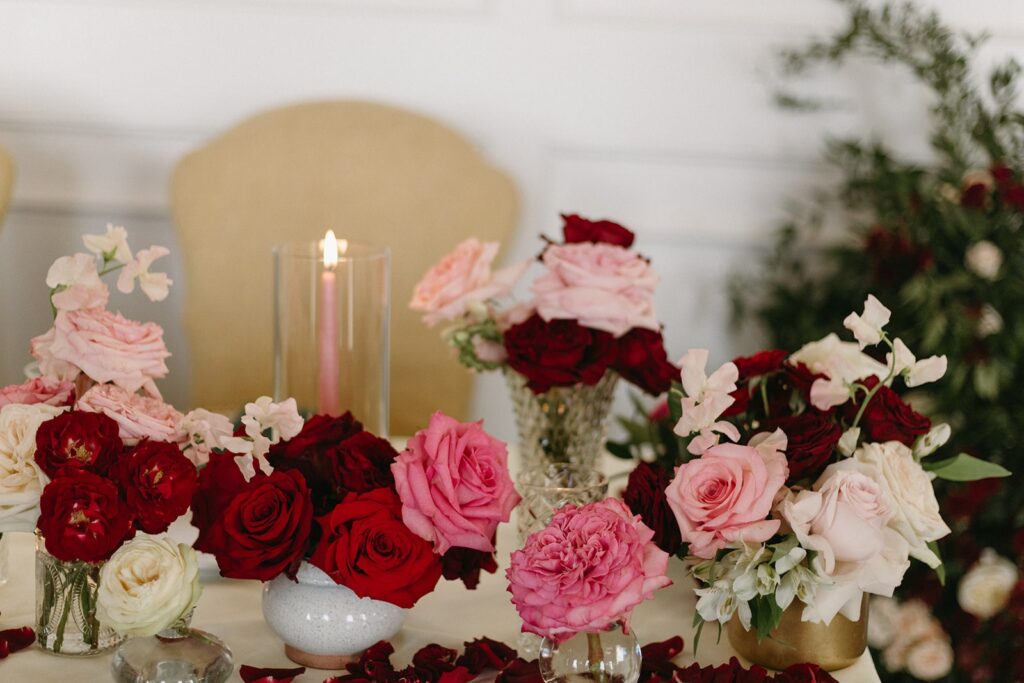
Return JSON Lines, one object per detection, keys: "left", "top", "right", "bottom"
{"left": 241, "top": 396, "right": 303, "bottom": 444}
{"left": 675, "top": 349, "right": 740, "bottom": 454}
{"left": 838, "top": 427, "right": 861, "bottom": 456}
{"left": 45, "top": 253, "right": 110, "bottom": 312}
{"left": 887, "top": 338, "right": 916, "bottom": 375}
{"left": 179, "top": 408, "right": 234, "bottom": 467}
{"left": 749, "top": 429, "right": 787, "bottom": 462}
{"left": 843, "top": 295, "right": 891, "bottom": 349}
{"left": 810, "top": 377, "right": 852, "bottom": 411}
{"left": 794, "top": 334, "right": 888, "bottom": 411}
{"left": 679, "top": 349, "right": 739, "bottom": 400}
{"left": 83, "top": 224, "right": 132, "bottom": 263}
{"left": 913, "top": 424, "right": 950, "bottom": 458}
{"left": 117, "top": 246, "right": 173, "bottom": 301}
{"left": 906, "top": 355, "right": 947, "bottom": 388}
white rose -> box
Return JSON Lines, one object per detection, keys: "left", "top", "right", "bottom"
{"left": 853, "top": 441, "right": 950, "bottom": 567}
{"left": 958, "top": 548, "right": 1018, "bottom": 619}
{"left": 0, "top": 403, "right": 66, "bottom": 532}
{"left": 97, "top": 537, "right": 201, "bottom": 637}
{"left": 965, "top": 241, "right": 1003, "bottom": 280}
{"left": 977, "top": 304, "right": 1003, "bottom": 337}
{"left": 905, "top": 637, "right": 954, "bottom": 681}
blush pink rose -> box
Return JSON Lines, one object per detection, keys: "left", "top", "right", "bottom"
{"left": 410, "top": 239, "right": 528, "bottom": 326}
{"left": 77, "top": 384, "right": 184, "bottom": 445}
{"left": 31, "top": 309, "right": 170, "bottom": 397}
{"left": 392, "top": 412, "right": 520, "bottom": 553}
{"left": 0, "top": 377, "right": 74, "bottom": 409}
{"left": 665, "top": 442, "right": 788, "bottom": 559}
{"left": 506, "top": 499, "right": 671, "bottom": 642}
{"left": 532, "top": 243, "right": 659, "bottom": 337}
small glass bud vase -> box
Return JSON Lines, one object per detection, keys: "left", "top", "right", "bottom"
{"left": 111, "top": 612, "right": 234, "bottom": 683}
{"left": 538, "top": 624, "right": 641, "bottom": 683}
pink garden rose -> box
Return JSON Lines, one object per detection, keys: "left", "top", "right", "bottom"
{"left": 0, "top": 377, "right": 74, "bottom": 409}
{"left": 531, "top": 242, "right": 658, "bottom": 337}
{"left": 77, "top": 384, "right": 184, "bottom": 445}
{"left": 506, "top": 499, "right": 671, "bottom": 641}
{"left": 392, "top": 412, "right": 520, "bottom": 553}
{"left": 410, "top": 239, "right": 528, "bottom": 326}
{"left": 665, "top": 442, "right": 788, "bottom": 559}
{"left": 31, "top": 308, "right": 170, "bottom": 397}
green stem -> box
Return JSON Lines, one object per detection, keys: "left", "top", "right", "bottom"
{"left": 52, "top": 565, "right": 80, "bottom": 653}
{"left": 98, "top": 262, "right": 127, "bottom": 277}
{"left": 850, "top": 336, "right": 898, "bottom": 430}
{"left": 586, "top": 632, "right": 608, "bottom": 683}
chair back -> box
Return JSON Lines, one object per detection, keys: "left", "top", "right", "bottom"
{"left": 0, "top": 143, "right": 14, "bottom": 228}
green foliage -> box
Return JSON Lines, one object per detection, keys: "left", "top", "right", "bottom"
{"left": 924, "top": 452, "right": 1012, "bottom": 481}
{"left": 750, "top": 595, "right": 784, "bottom": 643}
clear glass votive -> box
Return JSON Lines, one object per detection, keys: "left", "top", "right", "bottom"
{"left": 516, "top": 464, "right": 609, "bottom": 545}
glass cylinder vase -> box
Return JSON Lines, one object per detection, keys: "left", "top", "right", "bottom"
{"left": 273, "top": 239, "right": 390, "bottom": 435}
{"left": 110, "top": 612, "right": 234, "bottom": 683}
{"left": 505, "top": 369, "right": 618, "bottom": 471}
{"left": 35, "top": 533, "right": 123, "bottom": 656}
{"left": 538, "top": 624, "right": 641, "bottom": 683}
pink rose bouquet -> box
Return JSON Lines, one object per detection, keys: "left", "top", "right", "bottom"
{"left": 506, "top": 498, "right": 671, "bottom": 642}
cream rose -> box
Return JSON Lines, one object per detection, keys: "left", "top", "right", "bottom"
{"left": 97, "top": 537, "right": 201, "bottom": 637}
{"left": 0, "top": 403, "right": 67, "bottom": 532}
{"left": 958, "top": 548, "right": 1018, "bottom": 619}
{"left": 853, "top": 441, "right": 950, "bottom": 567}
{"left": 905, "top": 638, "right": 954, "bottom": 681}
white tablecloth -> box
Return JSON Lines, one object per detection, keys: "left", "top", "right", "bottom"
{"left": 0, "top": 454, "right": 880, "bottom": 682}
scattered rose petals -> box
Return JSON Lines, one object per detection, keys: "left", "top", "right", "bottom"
{"left": 239, "top": 665, "right": 306, "bottom": 683}
{"left": 0, "top": 627, "right": 34, "bottom": 659}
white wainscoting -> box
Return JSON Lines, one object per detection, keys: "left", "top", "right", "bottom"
{"left": 0, "top": 0, "right": 1020, "bottom": 439}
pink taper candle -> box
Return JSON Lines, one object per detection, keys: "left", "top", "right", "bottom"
{"left": 318, "top": 230, "right": 340, "bottom": 415}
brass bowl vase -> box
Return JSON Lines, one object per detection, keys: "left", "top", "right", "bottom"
{"left": 726, "top": 598, "right": 868, "bottom": 672}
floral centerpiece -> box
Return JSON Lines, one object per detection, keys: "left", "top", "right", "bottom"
{"left": 622, "top": 295, "right": 1009, "bottom": 671}
{"left": 410, "top": 214, "right": 677, "bottom": 468}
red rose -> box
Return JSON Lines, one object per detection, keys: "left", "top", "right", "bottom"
{"left": 191, "top": 451, "right": 250, "bottom": 553}
{"left": 37, "top": 471, "right": 134, "bottom": 562}
{"left": 117, "top": 440, "right": 198, "bottom": 534}
{"left": 768, "top": 412, "right": 842, "bottom": 484}
{"left": 504, "top": 314, "right": 617, "bottom": 393}
{"left": 611, "top": 328, "right": 678, "bottom": 396}
{"left": 623, "top": 462, "right": 681, "bottom": 555}
{"left": 733, "top": 350, "right": 787, "bottom": 381}
{"left": 851, "top": 377, "right": 931, "bottom": 446}
{"left": 310, "top": 487, "right": 442, "bottom": 608}
{"left": 783, "top": 361, "right": 824, "bottom": 399}
{"left": 34, "top": 410, "right": 122, "bottom": 478}
{"left": 560, "top": 213, "right": 635, "bottom": 247}
{"left": 267, "top": 412, "right": 363, "bottom": 462}
{"left": 440, "top": 545, "right": 498, "bottom": 590}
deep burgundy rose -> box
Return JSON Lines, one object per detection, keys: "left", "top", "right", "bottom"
{"left": 117, "top": 439, "right": 198, "bottom": 534}
{"left": 504, "top": 315, "right": 617, "bottom": 393}
{"left": 945, "top": 478, "right": 1003, "bottom": 520}
{"left": 961, "top": 182, "right": 989, "bottom": 209}
{"left": 850, "top": 377, "right": 931, "bottom": 446}
{"left": 495, "top": 659, "right": 543, "bottom": 683}
{"left": 34, "top": 410, "right": 122, "bottom": 478}
{"left": 612, "top": 328, "right": 678, "bottom": 396}
{"left": 190, "top": 451, "right": 250, "bottom": 553}
{"left": 733, "top": 350, "right": 787, "bottom": 382}
{"left": 767, "top": 412, "right": 842, "bottom": 484}
{"left": 310, "top": 488, "right": 442, "bottom": 608}
{"left": 267, "top": 412, "right": 364, "bottom": 462}
{"left": 864, "top": 226, "right": 932, "bottom": 284}
{"left": 457, "top": 638, "right": 517, "bottom": 675}
{"left": 623, "top": 462, "right": 682, "bottom": 555}
{"left": 561, "top": 213, "right": 635, "bottom": 247}
{"left": 441, "top": 545, "right": 499, "bottom": 590}
{"left": 783, "top": 361, "right": 825, "bottom": 399}
{"left": 1003, "top": 183, "right": 1024, "bottom": 210}
{"left": 205, "top": 469, "right": 314, "bottom": 581}
{"left": 37, "top": 471, "right": 134, "bottom": 562}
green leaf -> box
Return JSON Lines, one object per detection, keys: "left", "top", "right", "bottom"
{"left": 692, "top": 616, "right": 705, "bottom": 655}
{"left": 923, "top": 453, "right": 1012, "bottom": 481}
{"left": 751, "top": 595, "right": 783, "bottom": 642}
{"left": 605, "top": 441, "right": 634, "bottom": 460}
{"left": 928, "top": 541, "right": 946, "bottom": 586}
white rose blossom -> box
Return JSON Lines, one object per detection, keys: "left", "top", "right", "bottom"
{"left": 0, "top": 403, "right": 67, "bottom": 532}
{"left": 957, "top": 548, "right": 1018, "bottom": 619}
{"left": 843, "top": 295, "right": 891, "bottom": 349}
{"left": 965, "top": 240, "right": 1003, "bottom": 280}
{"left": 674, "top": 349, "right": 740, "bottom": 455}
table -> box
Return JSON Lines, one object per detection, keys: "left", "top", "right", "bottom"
{"left": 0, "top": 454, "right": 880, "bottom": 682}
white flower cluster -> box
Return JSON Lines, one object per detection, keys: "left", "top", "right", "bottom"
{"left": 869, "top": 597, "right": 953, "bottom": 681}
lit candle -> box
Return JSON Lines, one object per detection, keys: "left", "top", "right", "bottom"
{"left": 318, "top": 230, "right": 340, "bottom": 415}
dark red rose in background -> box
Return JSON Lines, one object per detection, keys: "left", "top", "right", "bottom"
{"left": 191, "top": 450, "right": 250, "bottom": 553}
{"left": 206, "top": 469, "right": 314, "bottom": 581}
{"left": 733, "top": 350, "right": 787, "bottom": 381}
{"left": 441, "top": 545, "right": 498, "bottom": 590}
{"left": 37, "top": 470, "right": 134, "bottom": 562}
{"left": 945, "top": 478, "right": 1003, "bottom": 521}
{"left": 34, "top": 410, "right": 121, "bottom": 478}
{"left": 117, "top": 439, "right": 198, "bottom": 534}
{"left": 561, "top": 213, "right": 635, "bottom": 247}
{"left": 310, "top": 487, "right": 442, "bottom": 608}
{"left": 768, "top": 412, "right": 842, "bottom": 484}
{"left": 504, "top": 315, "right": 617, "bottom": 393}
{"left": 624, "top": 462, "right": 682, "bottom": 555}
{"left": 457, "top": 637, "right": 517, "bottom": 675}
{"left": 612, "top": 328, "right": 678, "bottom": 396}
{"left": 864, "top": 226, "right": 933, "bottom": 285}
{"left": 850, "top": 377, "right": 931, "bottom": 446}
{"left": 961, "top": 181, "right": 990, "bottom": 209}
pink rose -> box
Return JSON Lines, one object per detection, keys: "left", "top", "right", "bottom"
{"left": 506, "top": 499, "right": 671, "bottom": 641}
{"left": 410, "top": 239, "right": 528, "bottom": 326}
{"left": 31, "top": 308, "right": 170, "bottom": 397}
{"left": 665, "top": 442, "right": 788, "bottom": 559}
{"left": 0, "top": 377, "right": 74, "bottom": 409}
{"left": 77, "top": 384, "right": 184, "bottom": 445}
{"left": 392, "top": 412, "right": 520, "bottom": 553}
{"left": 532, "top": 243, "right": 658, "bottom": 337}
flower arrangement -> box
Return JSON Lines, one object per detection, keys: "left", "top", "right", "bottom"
{"left": 621, "top": 296, "right": 1009, "bottom": 648}
{"left": 410, "top": 214, "right": 677, "bottom": 397}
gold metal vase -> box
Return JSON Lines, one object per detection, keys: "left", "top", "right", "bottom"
{"left": 727, "top": 598, "right": 868, "bottom": 672}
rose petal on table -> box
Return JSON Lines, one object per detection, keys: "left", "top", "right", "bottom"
{"left": 0, "top": 627, "right": 35, "bottom": 659}
{"left": 238, "top": 664, "right": 306, "bottom": 682}
{"left": 495, "top": 658, "right": 543, "bottom": 683}
{"left": 437, "top": 666, "right": 475, "bottom": 683}
{"left": 639, "top": 635, "right": 685, "bottom": 680}
{"left": 773, "top": 662, "right": 840, "bottom": 683}
{"left": 457, "top": 636, "right": 518, "bottom": 674}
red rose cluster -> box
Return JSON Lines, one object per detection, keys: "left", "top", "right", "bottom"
{"left": 503, "top": 215, "right": 677, "bottom": 396}
{"left": 34, "top": 410, "right": 197, "bottom": 563}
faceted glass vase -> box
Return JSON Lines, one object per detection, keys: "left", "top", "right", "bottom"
{"left": 111, "top": 615, "right": 234, "bottom": 683}
{"left": 538, "top": 624, "right": 641, "bottom": 683}
{"left": 35, "top": 533, "right": 124, "bottom": 656}
{"left": 505, "top": 369, "right": 619, "bottom": 470}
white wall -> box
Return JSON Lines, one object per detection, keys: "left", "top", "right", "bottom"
{"left": 1, "top": 0, "right": 1021, "bottom": 440}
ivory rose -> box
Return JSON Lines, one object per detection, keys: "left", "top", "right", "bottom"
{"left": 532, "top": 242, "right": 659, "bottom": 337}
{"left": 392, "top": 412, "right": 520, "bottom": 553}
{"left": 957, "top": 548, "right": 1019, "bottom": 619}
{"left": 0, "top": 403, "right": 66, "bottom": 532}
{"left": 77, "top": 384, "right": 184, "bottom": 445}
{"left": 31, "top": 308, "right": 170, "bottom": 397}
{"left": 97, "top": 537, "right": 201, "bottom": 637}
{"left": 506, "top": 499, "right": 671, "bottom": 641}
{"left": 0, "top": 377, "right": 74, "bottom": 409}
{"left": 410, "top": 239, "right": 527, "bottom": 326}
{"left": 665, "top": 442, "right": 787, "bottom": 559}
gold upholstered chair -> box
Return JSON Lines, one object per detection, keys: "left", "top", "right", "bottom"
{"left": 170, "top": 101, "right": 518, "bottom": 435}
{"left": 0, "top": 142, "right": 14, "bottom": 228}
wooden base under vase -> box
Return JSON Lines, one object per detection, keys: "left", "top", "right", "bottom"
{"left": 727, "top": 598, "right": 868, "bottom": 672}
{"left": 284, "top": 644, "right": 361, "bottom": 670}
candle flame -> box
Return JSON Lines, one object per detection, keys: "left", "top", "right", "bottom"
{"left": 322, "top": 230, "right": 339, "bottom": 269}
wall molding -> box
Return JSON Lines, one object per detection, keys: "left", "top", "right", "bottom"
{"left": 0, "top": 0, "right": 494, "bottom": 18}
